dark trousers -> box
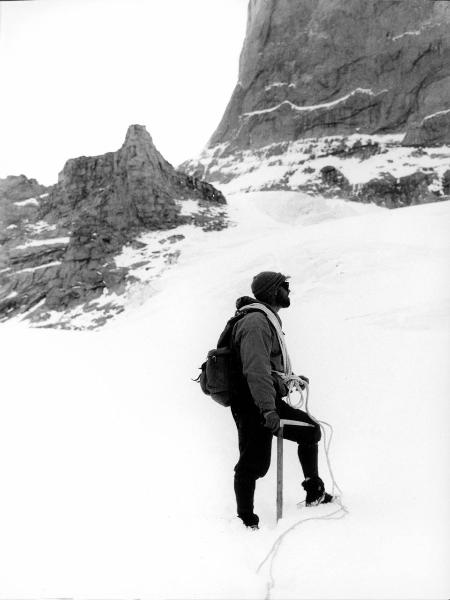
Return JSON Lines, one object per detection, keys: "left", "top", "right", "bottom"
{"left": 231, "top": 399, "right": 322, "bottom": 516}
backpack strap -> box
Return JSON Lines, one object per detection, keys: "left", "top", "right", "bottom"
{"left": 215, "top": 307, "right": 267, "bottom": 347}
{"left": 237, "top": 303, "right": 292, "bottom": 376}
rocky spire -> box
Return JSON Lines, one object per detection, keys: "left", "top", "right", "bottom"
{"left": 0, "top": 125, "right": 226, "bottom": 324}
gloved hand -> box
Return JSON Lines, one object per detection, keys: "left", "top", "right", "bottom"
{"left": 263, "top": 410, "right": 280, "bottom": 434}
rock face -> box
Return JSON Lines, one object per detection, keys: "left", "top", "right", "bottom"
{"left": 0, "top": 125, "right": 226, "bottom": 326}
{"left": 0, "top": 175, "right": 52, "bottom": 230}
{"left": 181, "top": 0, "right": 450, "bottom": 209}
{"left": 0, "top": 175, "right": 48, "bottom": 204}
{"left": 41, "top": 124, "right": 224, "bottom": 233}
{"left": 443, "top": 170, "right": 450, "bottom": 195}
{"left": 320, "top": 165, "right": 351, "bottom": 195}
{"left": 353, "top": 171, "right": 439, "bottom": 208}
{"left": 402, "top": 109, "right": 450, "bottom": 146}
{"left": 313, "top": 164, "right": 439, "bottom": 207}
{"left": 209, "top": 0, "right": 450, "bottom": 152}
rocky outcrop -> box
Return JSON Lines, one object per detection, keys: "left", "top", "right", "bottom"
{"left": 307, "top": 163, "right": 440, "bottom": 207}
{"left": 320, "top": 166, "right": 351, "bottom": 196}
{"left": 402, "top": 110, "right": 450, "bottom": 146}
{"left": 303, "top": 165, "right": 441, "bottom": 207}
{"left": 0, "top": 125, "right": 227, "bottom": 325}
{"left": 441, "top": 170, "right": 450, "bottom": 196}
{"left": 0, "top": 175, "right": 48, "bottom": 204}
{"left": 352, "top": 171, "right": 439, "bottom": 208}
{"left": 41, "top": 124, "right": 224, "bottom": 233}
{"left": 0, "top": 175, "right": 53, "bottom": 230}
{"left": 208, "top": 0, "right": 450, "bottom": 152}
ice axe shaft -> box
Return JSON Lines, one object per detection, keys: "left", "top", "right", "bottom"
{"left": 277, "top": 419, "right": 314, "bottom": 522}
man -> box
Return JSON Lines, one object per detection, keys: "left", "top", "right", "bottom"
{"left": 231, "top": 271, "right": 333, "bottom": 529}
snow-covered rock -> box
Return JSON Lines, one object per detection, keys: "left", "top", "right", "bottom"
{"left": 181, "top": 134, "right": 450, "bottom": 207}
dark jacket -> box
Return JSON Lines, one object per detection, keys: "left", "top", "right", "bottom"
{"left": 231, "top": 296, "right": 285, "bottom": 414}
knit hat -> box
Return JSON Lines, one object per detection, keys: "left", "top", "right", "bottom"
{"left": 251, "top": 271, "right": 289, "bottom": 303}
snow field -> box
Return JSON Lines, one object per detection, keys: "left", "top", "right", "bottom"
{"left": 0, "top": 192, "right": 449, "bottom": 598}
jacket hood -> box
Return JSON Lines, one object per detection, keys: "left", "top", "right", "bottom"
{"left": 235, "top": 296, "right": 281, "bottom": 324}
{"left": 235, "top": 296, "right": 257, "bottom": 310}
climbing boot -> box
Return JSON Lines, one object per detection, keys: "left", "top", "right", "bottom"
{"left": 302, "top": 476, "right": 333, "bottom": 507}
{"left": 238, "top": 511, "right": 259, "bottom": 529}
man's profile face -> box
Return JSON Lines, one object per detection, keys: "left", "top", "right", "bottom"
{"left": 276, "top": 281, "right": 291, "bottom": 308}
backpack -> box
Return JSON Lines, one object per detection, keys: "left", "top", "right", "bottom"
{"left": 194, "top": 308, "right": 264, "bottom": 407}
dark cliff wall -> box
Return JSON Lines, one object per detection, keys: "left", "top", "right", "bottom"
{"left": 209, "top": 0, "right": 450, "bottom": 150}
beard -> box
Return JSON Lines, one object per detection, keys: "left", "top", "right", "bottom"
{"left": 276, "top": 288, "right": 291, "bottom": 308}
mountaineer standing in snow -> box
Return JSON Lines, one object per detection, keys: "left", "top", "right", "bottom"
{"left": 231, "top": 271, "right": 332, "bottom": 529}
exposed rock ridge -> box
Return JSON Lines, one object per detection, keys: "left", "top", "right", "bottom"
{"left": 0, "top": 125, "right": 227, "bottom": 326}
{"left": 41, "top": 124, "right": 224, "bottom": 230}
{"left": 209, "top": 0, "right": 450, "bottom": 151}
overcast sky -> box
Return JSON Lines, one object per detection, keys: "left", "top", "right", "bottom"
{"left": 0, "top": 0, "right": 248, "bottom": 185}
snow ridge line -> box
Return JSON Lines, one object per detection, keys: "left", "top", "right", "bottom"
{"left": 14, "top": 261, "right": 61, "bottom": 274}
{"left": 241, "top": 88, "right": 389, "bottom": 118}
{"left": 256, "top": 503, "right": 349, "bottom": 600}
{"left": 392, "top": 29, "right": 422, "bottom": 41}
{"left": 422, "top": 108, "right": 450, "bottom": 123}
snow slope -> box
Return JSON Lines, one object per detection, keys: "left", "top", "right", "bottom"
{"left": 0, "top": 192, "right": 449, "bottom": 599}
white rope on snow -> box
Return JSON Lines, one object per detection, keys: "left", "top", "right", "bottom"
{"left": 257, "top": 506, "right": 348, "bottom": 600}
{"left": 256, "top": 382, "right": 349, "bottom": 600}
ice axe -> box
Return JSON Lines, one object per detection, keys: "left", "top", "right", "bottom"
{"left": 277, "top": 419, "right": 314, "bottom": 522}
